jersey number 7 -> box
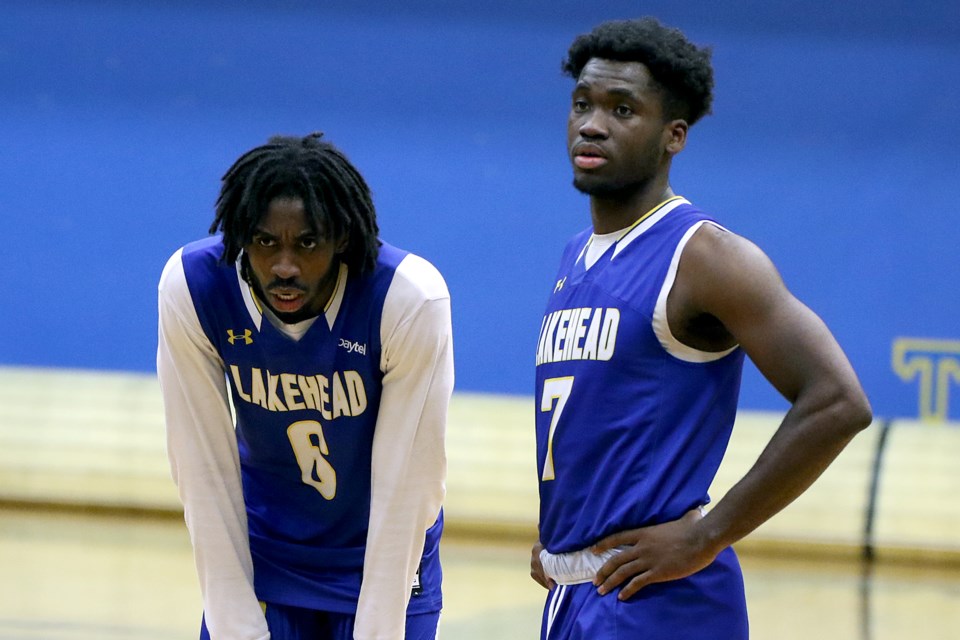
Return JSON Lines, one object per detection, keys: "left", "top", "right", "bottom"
{"left": 540, "top": 376, "right": 574, "bottom": 482}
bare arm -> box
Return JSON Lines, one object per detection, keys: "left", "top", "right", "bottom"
{"left": 593, "top": 224, "right": 872, "bottom": 599}
{"left": 684, "top": 225, "right": 872, "bottom": 548}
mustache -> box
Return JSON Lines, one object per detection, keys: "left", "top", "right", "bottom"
{"left": 265, "top": 280, "right": 307, "bottom": 293}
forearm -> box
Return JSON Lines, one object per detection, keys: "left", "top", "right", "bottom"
{"left": 698, "top": 390, "right": 871, "bottom": 554}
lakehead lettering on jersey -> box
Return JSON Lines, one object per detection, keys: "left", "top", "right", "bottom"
{"left": 228, "top": 365, "right": 368, "bottom": 419}
{"left": 536, "top": 307, "right": 620, "bottom": 366}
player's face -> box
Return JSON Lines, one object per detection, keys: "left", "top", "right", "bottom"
{"left": 244, "top": 197, "right": 344, "bottom": 324}
{"left": 567, "top": 59, "right": 674, "bottom": 197}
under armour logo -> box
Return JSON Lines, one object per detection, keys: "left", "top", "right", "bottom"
{"left": 554, "top": 277, "right": 566, "bottom": 293}
{"left": 227, "top": 329, "right": 253, "bottom": 345}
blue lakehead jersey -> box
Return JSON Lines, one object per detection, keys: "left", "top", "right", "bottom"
{"left": 535, "top": 198, "right": 745, "bottom": 554}
{"left": 179, "top": 236, "right": 442, "bottom": 615}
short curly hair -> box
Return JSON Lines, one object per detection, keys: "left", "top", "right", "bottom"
{"left": 562, "top": 17, "right": 714, "bottom": 126}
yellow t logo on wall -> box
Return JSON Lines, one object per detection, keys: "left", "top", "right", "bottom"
{"left": 892, "top": 337, "right": 960, "bottom": 422}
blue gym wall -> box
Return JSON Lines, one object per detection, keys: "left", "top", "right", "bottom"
{"left": 2, "top": 0, "right": 958, "bottom": 420}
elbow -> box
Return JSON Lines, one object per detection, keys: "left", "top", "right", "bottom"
{"left": 835, "top": 387, "right": 873, "bottom": 436}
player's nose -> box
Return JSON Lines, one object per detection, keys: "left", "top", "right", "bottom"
{"left": 271, "top": 249, "right": 301, "bottom": 280}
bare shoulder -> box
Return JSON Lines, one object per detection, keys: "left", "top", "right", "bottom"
{"left": 684, "top": 223, "right": 776, "bottom": 279}
{"left": 668, "top": 223, "right": 793, "bottom": 351}
{"left": 676, "top": 224, "right": 785, "bottom": 313}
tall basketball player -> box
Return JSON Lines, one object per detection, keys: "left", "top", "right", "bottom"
{"left": 530, "top": 18, "right": 872, "bottom": 639}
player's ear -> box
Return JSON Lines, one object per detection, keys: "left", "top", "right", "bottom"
{"left": 335, "top": 234, "right": 349, "bottom": 254}
{"left": 664, "top": 119, "right": 688, "bottom": 155}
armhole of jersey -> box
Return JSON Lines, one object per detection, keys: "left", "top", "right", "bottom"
{"left": 652, "top": 220, "right": 739, "bottom": 363}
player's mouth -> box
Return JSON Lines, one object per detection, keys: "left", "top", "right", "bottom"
{"left": 268, "top": 288, "right": 308, "bottom": 313}
{"left": 572, "top": 144, "right": 608, "bottom": 169}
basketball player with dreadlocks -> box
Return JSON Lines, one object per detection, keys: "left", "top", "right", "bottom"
{"left": 157, "top": 132, "right": 452, "bottom": 640}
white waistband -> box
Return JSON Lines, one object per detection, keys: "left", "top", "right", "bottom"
{"left": 539, "top": 545, "right": 629, "bottom": 585}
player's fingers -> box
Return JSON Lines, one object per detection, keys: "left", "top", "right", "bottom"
{"left": 595, "top": 558, "right": 644, "bottom": 595}
{"left": 593, "top": 545, "right": 640, "bottom": 586}
{"left": 530, "top": 566, "right": 550, "bottom": 589}
{"left": 616, "top": 572, "right": 654, "bottom": 601}
{"left": 529, "top": 555, "right": 544, "bottom": 586}
{"left": 530, "top": 569, "right": 556, "bottom": 590}
{"left": 530, "top": 550, "right": 555, "bottom": 590}
{"left": 530, "top": 560, "right": 544, "bottom": 587}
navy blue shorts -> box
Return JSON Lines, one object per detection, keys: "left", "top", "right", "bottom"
{"left": 199, "top": 602, "right": 440, "bottom": 640}
{"left": 540, "top": 547, "right": 748, "bottom": 640}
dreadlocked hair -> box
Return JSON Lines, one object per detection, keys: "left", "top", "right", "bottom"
{"left": 209, "top": 132, "right": 381, "bottom": 275}
{"left": 562, "top": 17, "right": 714, "bottom": 126}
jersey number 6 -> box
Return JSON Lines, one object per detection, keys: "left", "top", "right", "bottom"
{"left": 287, "top": 420, "right": 337, "bottom": 499}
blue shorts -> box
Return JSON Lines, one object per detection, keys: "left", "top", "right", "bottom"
{"left": 540, "top": 547, "right": 748, "bottom": 640}
{"left": 199, "top": 602, "right": 440, "bottom": 640}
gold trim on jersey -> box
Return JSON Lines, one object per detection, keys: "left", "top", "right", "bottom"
{"left": 576, "top": 195, "right": 687, "bottom": 265}
{"left": 618, "top": 195, "right": 685, "bottom": 239}
{"left": 613, "top": 196, "right": 690, "bottom": 260}
{"left": 322, "top": 262, "right": 348, "bottom": 330}
{"left": 235, "top": 253, "right": 264, "bottom": 331}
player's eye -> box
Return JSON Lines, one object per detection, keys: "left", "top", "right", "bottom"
{"left": 254, "top": 236, "right": 276, "bottom": 248}
{"left": 300, "top": 238, "right": 318, "bottom": 250}
{"left": 572, "top": 99, "right": 589, "bottom": 113}
{"left": 615, "top": 105, "right": 634, "bottom": 117}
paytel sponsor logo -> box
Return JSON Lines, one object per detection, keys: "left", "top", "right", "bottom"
{"left": 339, "top": 338, "right": 367, "bottom": 356}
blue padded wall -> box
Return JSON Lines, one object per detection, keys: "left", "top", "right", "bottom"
{"left": 1, "top": 1, "right": 958, "bottom": 419}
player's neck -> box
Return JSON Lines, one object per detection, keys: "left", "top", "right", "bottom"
{"left": 590, "top": 184, "right": 676, "bottom": 235}
{"left": 261, "top": 305, "right": 317, "bottom": 341}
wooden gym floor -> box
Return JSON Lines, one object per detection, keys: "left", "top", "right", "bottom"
{"left": 0, "top": 506, "right": 959, "bottom": 640}
{"left": 1, "top": 368, "right": 959, "bottom": 638}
